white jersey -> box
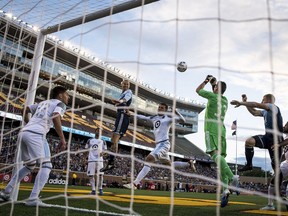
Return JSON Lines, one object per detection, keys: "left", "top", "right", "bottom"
{"left": 136, "top": 114, "right": 180, "bottom": 143}
{"left": 22, "top": 99, "right": 66, "bottom": 135}
{"left": 280, "top": 135, "right": 288, "bottom": 178}
{"left": 283, "top": 135, "right": 288, "bottom": 161}
{"left": 85, "top": 138, "right": 107, "bottom": 162}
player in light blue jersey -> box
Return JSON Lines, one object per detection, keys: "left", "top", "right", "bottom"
{"left": 0, "top": 86, "right": 69, "bottom": 206}
{"left": 123, "top": 103, "right": 196, "bottom": 190}
{"left": 231, "top": 94, "right": 283, "bottom": 172}
{"left": 101, "top": 79, "right": 132, "bottom": 172}
{"left": 85, "top": 127, "right": 107, "bottom": 195}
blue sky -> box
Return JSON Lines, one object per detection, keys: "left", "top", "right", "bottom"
{"left": 2, "top": 0, "right": 288, "bottom": 171}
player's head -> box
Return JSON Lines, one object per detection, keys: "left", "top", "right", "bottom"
{"left": 121, "top": 79, "right": 130, "bottom": 91}
{"left": 213, "top": 81, "right": 227, "bottom": 95}
{"left": 95, "top": 127, "right": 101, "bottom": 138}
{"left": 51, "top": 86, "right": 69, "bottom": 105}
{"left": 158, "top": 102, "right": 168, "bottom": 115}
{"left": 262, "top": 94, "right": 275, "bottom": 104}
{"left": 283, "top": 122, "right": 288, "bottom": 133}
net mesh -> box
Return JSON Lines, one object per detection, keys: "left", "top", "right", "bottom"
{"left": 0, "top": 0, "right": 288, "bottom": 215}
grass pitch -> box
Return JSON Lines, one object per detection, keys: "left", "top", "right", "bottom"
{"left": 1, "top": 183, "right": 288, "bottom": 216}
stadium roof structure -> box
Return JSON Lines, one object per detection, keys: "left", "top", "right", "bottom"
{"left": 0, "top": 0, "right": 159, "bottom": 34}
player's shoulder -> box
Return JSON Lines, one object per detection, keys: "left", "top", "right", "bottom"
{"left": 150, "top": 115, "right": 158, "bottom": 120}
{"left": 53, "top": 99, "right": 66, "bottom": 109}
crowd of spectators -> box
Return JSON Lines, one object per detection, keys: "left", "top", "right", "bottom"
{"left": 0, "top": 130, "right": 271, "bottom": 192}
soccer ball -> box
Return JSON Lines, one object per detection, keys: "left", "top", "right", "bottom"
{"left": 177, "top": 61, "right": 187, "bottom": 72}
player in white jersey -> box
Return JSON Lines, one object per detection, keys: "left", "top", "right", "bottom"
{"left": 123, "top": 103, "right": 196, "bottom": 190}
{"left": 85, "top": 127, "right": 107, "bottom": 195}
{"left": 0, "top": 86, "right": 69, "bottom": 206}
{"left": 261, "top": 121, "right": 288, "bottom": 210}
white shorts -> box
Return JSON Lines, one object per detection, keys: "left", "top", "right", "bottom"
{"left": 280, "top": 160, "right": 288, "bottom": 179}
{"left": 150, "top": 140, "right": 170, "bottom": 163}
{"left": 87, "top": 161, "right": 104, "bottom": 176}
{"left": 19, "top": 131, "right": 50, "bottom": 164}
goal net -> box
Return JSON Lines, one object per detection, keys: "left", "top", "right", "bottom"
{"left": 0, "top": 0, "right": 288, "bottom": 215}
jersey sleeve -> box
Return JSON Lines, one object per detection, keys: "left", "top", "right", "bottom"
{"left": 123, "top": 89, "right": 132, "bottom": 102}
{"left": 198, "top": 89, "right": 215, "bottom": 100}
{"left": 28, "top": 104, "right": 39, "bottom": 115}
{"left": 53, "top": 101, "right": 66, "bottom": 117}
{"left": 136, "top": 114, "right": 152, "bottom": 122}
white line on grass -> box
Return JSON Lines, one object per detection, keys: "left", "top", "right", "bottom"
{"left": 48, "top": 203, "right": 140, "bottom": 216}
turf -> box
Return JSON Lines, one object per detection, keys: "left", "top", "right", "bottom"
{"left": 1, "top": 183, "right": 288, "bottom": 216}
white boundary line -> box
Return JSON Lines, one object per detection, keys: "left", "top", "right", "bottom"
{"left": 47, "top": 203, "right": 140, "bottom": 216}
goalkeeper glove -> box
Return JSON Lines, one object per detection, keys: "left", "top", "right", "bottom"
{"left": 210, "top": 77, "right": 217, "bottom": 86}
{"left": 204, "top": 75, "right": 213, "bottom": 84}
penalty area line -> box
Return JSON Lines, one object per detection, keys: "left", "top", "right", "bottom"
{"left": 48, "top": 203, "right": 140, "bottom": 216}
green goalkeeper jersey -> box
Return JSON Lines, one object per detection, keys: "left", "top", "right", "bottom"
{"left": 198, "top": 89, "right": 228, "bottom": 137}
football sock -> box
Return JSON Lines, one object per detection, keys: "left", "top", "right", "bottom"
{"left": 134, "top": 164, "right": 151, "bottom": 185}
{"left": 173, "top": 161, "right": 189, "bottom": 168}
{"left": 29, "top": 166, "right": 51, "bottom": 200}
{"left": 109, "top": 155, "right": 115, "bottom": 163}
{"left": 5, "top": 166, "right": 31, "bottom": 194}
{"left": 99, "top": 175, "right": 103, "bottom": 190}
{"left": 268, "top": 184, "right": 275, "bottom": 206}
{"left": 245, "top": 146, "right": 254, "bottom": 166}
{"left": 212, "top": 154, "right": 233, "bottom": 187}
{"left": 90, "top": 176, "right": 96, "bottom": 191}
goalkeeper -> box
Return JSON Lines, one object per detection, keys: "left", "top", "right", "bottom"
{"left": 196, "top": 75, "right": 239, "bottom": 208}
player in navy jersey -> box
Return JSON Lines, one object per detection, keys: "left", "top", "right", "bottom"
{"left": 101, "top": 79, "right": 132, "bottom": 172}
{"left": 231, "top": 94, "right": 283, "bottom": 172}
{"left": 85, "top": 127, "right": 107, "bottom": 195}
{"left": 123, "top": 103, "right": 196, "bottom": 190}
{"left": 260, "top": 122, "right": 288, "bottom": 210}
{"left": 0, "top": 86, "right": 69, "bottom": 206}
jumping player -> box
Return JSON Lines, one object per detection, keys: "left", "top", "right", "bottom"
{"left": 230, "top": 94, "right": 283, "bottom": 172}
{"left": 196, "top": 75, "right": 239, "bottom": 208}
{"left": 100, "top": 79, "right": 132, "bottom": 172}
{"left": 123, "top": 103, "right": 196, "bottom": 190}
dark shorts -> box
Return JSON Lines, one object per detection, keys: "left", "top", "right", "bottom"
{"left": 113, "top": 111, "right": 130, "bottom": 137}
{"left": 253, "top": 134, "right": 283, "bottom": 170}
{"left": 253, "top": 134, "right": 283, "bottom": 149}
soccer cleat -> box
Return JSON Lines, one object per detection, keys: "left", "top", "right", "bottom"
{"left": 90, "top": 190, "right": 96, "bottom": 195}
{"left": 260, "top": 205, "right": 275, "bottom": 211}
{"left": 238, "top": 164, "right": 252, "bottom": 172}
{"left": 100, "top": 162, "right": 115, "bottom": 172}
{"left": 188, "top": 160, "right": 196, "bottom": 172}
{"left": 25, "top": 199, "right": 51, "bottom": 207}
{"left": 220, "top": 189, "right": 230, "bottom": 208}
{"left": 99, "top": 189, "right": 103, "bottom": 196}
{"left": 123, "top": 183, "right": 137, "bottom": 190}
{"left": 0, "top": 190, "right": 10, "bottom": 201}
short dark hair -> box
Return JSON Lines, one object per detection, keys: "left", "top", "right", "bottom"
{"left": 218, "top": 81, "right": 227, "bottom": 94}
{"left": 159, "top": 102, "right": 168, "bottom": 110}
{"left": 264, "top": 94, "right": 275, "bottom": 103}
{"left": 51, "top": 86, "right": 67, "bottom": 99}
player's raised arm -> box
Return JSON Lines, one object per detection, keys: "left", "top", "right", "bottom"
{"left": 196, "top": 75, "right": 213, "bottom": 93}
{"left": 175, "top": 109, "right": 186, "bottom": 124}
{"left": 231, "top": 94, "right": 269, "bottom": 116}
